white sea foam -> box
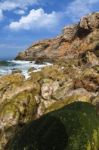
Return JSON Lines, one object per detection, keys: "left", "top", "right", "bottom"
{"left": 0, "top": 60, "right": 52, "bottom": 78}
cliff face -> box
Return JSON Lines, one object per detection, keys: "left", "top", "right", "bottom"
{"left": 16, "top": 12, "right": 99, "bottom": 62}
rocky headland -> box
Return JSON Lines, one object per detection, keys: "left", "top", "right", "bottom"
{"left": 0, "top": 12, "right": 99, "bottom": 150}
{"left": 16, "top": 12, "right": 99, "bottom": 63}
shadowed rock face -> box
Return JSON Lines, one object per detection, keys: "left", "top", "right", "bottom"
{"left": 16, "top": 12, "right": 99, "bottom": 62}
{"left": 6, "top": 102, "right": 99, "bottom": 150}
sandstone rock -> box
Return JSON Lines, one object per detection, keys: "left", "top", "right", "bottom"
{"left": 41, "top": 80, "right": 59, "bottom": 100}
{"left": 52, "top": 80, "right": 73, "bottom": 100}
{"left": 74, "top": 67, "right": 99, "bottom": 92}
{"left": 0, "top": 103, "right": 20, "bottom": 149}
{"left": 66, "top": 88, "right": 95, "bottom": 103}
{"left": 15, "top": 12, "right": 99, "bottom": 63}
{"left": 0, "top": 89, "right": 37, "bottom": 150}
{"left": 79, "top": 12, "right": 99, "bottom": 30}
{"left": 0, "top": 104, "right": 19, "bottom": 129}
{"left": 81, "top": 51, "right": 99, "bottom": 66}
{"left": 36, "top": 102, "right": 46, "bottom": 117}
{"left": 41, "top": 82, "right": 53, "bottom": 100}
{"left": 0, "top": 73, "right": 25, "bottom": 104}
{"left": 1, "top": 12, "right": 99, "bottom": 150}
{"left": 62, "top": 24, "right": 78, "bottom": 41}
{"left": 47, "top": 88, "right": 94, "bottom": 114}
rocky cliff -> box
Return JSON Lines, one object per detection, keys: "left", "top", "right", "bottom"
{"left": 16, "top": 12, "right": 99, "bottom": 62}
{"left": 0, "top": 12, "right": 99, "bottom": 150}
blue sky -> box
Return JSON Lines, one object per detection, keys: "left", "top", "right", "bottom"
{"left": 0, "top": 0, "right": 99, "bottom": 60}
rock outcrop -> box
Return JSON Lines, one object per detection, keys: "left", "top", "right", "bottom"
{"left": 0, "top": 54, "right": 99, "bottom": 149}
{"left": 16, "top": 12, "right": 99, "bottom": 62}
{"left": 0, "top": 12, "right": 99, "bottom": 150}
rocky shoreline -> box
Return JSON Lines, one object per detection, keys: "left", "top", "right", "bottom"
{"left": 0, "top": 12, "right": 99, "bottom": 150}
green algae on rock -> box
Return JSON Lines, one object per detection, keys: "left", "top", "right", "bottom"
{"left": 0, "top": 89, "right": 38, "bottom": 150}
{"left": 6, "top": 102, "right": 99, "bottom": 150}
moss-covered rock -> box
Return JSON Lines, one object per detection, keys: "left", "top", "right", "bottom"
{"left": 3, "top": 90, "right": 37, "bottom": 124}
{"left": 40, "top": 65, "right": 68, "bottom": 82}
{"left": 6, "top": 102, "right": 99, "bottom": 150}
{"left": 0, "top": 73, "right": 25, "bottom": 105}
{"left": 0, "top": 103, "right": 19, "bottom": 129}
{"left": 29, "top": 71, "right": 43, "bottom": 82}
{"left": 45, "top": 90, "right": 93, "bottom": 114}
{"left": 0, "top": 73, "right": 25, "bottom": 87}
{"left": 52, "top": 80, "right": 73, "bottom": 100}
{"left": 0, "top": 89, "right": 38, "bottom": 150}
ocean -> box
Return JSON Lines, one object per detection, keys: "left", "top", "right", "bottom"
{"left": 0, "top": 60, "right": 51, "bottom": 78}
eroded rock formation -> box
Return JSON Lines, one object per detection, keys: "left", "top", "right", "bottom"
{"left": 16, "top": 12, "right": 99, "bottom": 63}
{"left": 0, "top": 12, "right": 99, "bottom": 150}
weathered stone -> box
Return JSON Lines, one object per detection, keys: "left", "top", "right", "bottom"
{"left": 62, "top": 24, "right": 78, "bottom": 41}
{"left": 0, "top": 12, "right": 99, "bottom": 150}
{"left": 74, "top": 67, "right": 99, "bottom": 92}
{"left": 52, "top": 80, "right": 73, "bottom": 100}
{"left": 41, "top": 80, "right": 59, "bottom": 100}
{"left": 79, "top": 12, "right": 99, "bottom": 30}
{"left": 0, "top": 104, "right": 19, "bottom": 129}
{"left": 15, "top": 12, "right": 99, "bottom": 63}
{"left": 66, "top": 88, "right": 95, "bottom": 103}
{"left": 81, "top": 51, "right": 99, "bottom": 66}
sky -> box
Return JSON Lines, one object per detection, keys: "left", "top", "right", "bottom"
{"left": 0, "top": 0, "right": 99, "bottom": 60}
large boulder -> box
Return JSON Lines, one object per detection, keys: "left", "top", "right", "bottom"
{"left": 0, "top": 90, "right": 37, "bottom": 150}
{"left": 0, "top": 74, "right": 40, "bottom": 150}
{"left": 6, "top": 102, "right": 99, "bottom": 150}
{"left": 79, "top": 12, "right": 99, "bottom": 30}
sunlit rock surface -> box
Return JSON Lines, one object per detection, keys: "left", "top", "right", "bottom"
{"left": 0, "top": 12, "right": 99, "bottom": 149}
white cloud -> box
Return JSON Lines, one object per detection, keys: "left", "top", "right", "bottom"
{"left": 0, "top": 0, "right": 38, "bottom": 19}
{"left": 14, "top": 9, "right": 25, "bottom": 15}
{"left": 0, "top": 0, "right": 38, "bottom": 10}
{"left": 0, "top": 1, "right": 18, "bottom": 11}
{"left": 65, "top": 0, "right": 99, "bottom": 22}
{"left": 0, "top": 10, "right": 3, "bottom": 20}
{"left": 9, "top": 8, "right": 60, "bottom": 30}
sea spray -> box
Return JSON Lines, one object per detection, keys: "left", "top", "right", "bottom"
{"left": 0, "top": 60, "right": 52, "bottom": 78}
